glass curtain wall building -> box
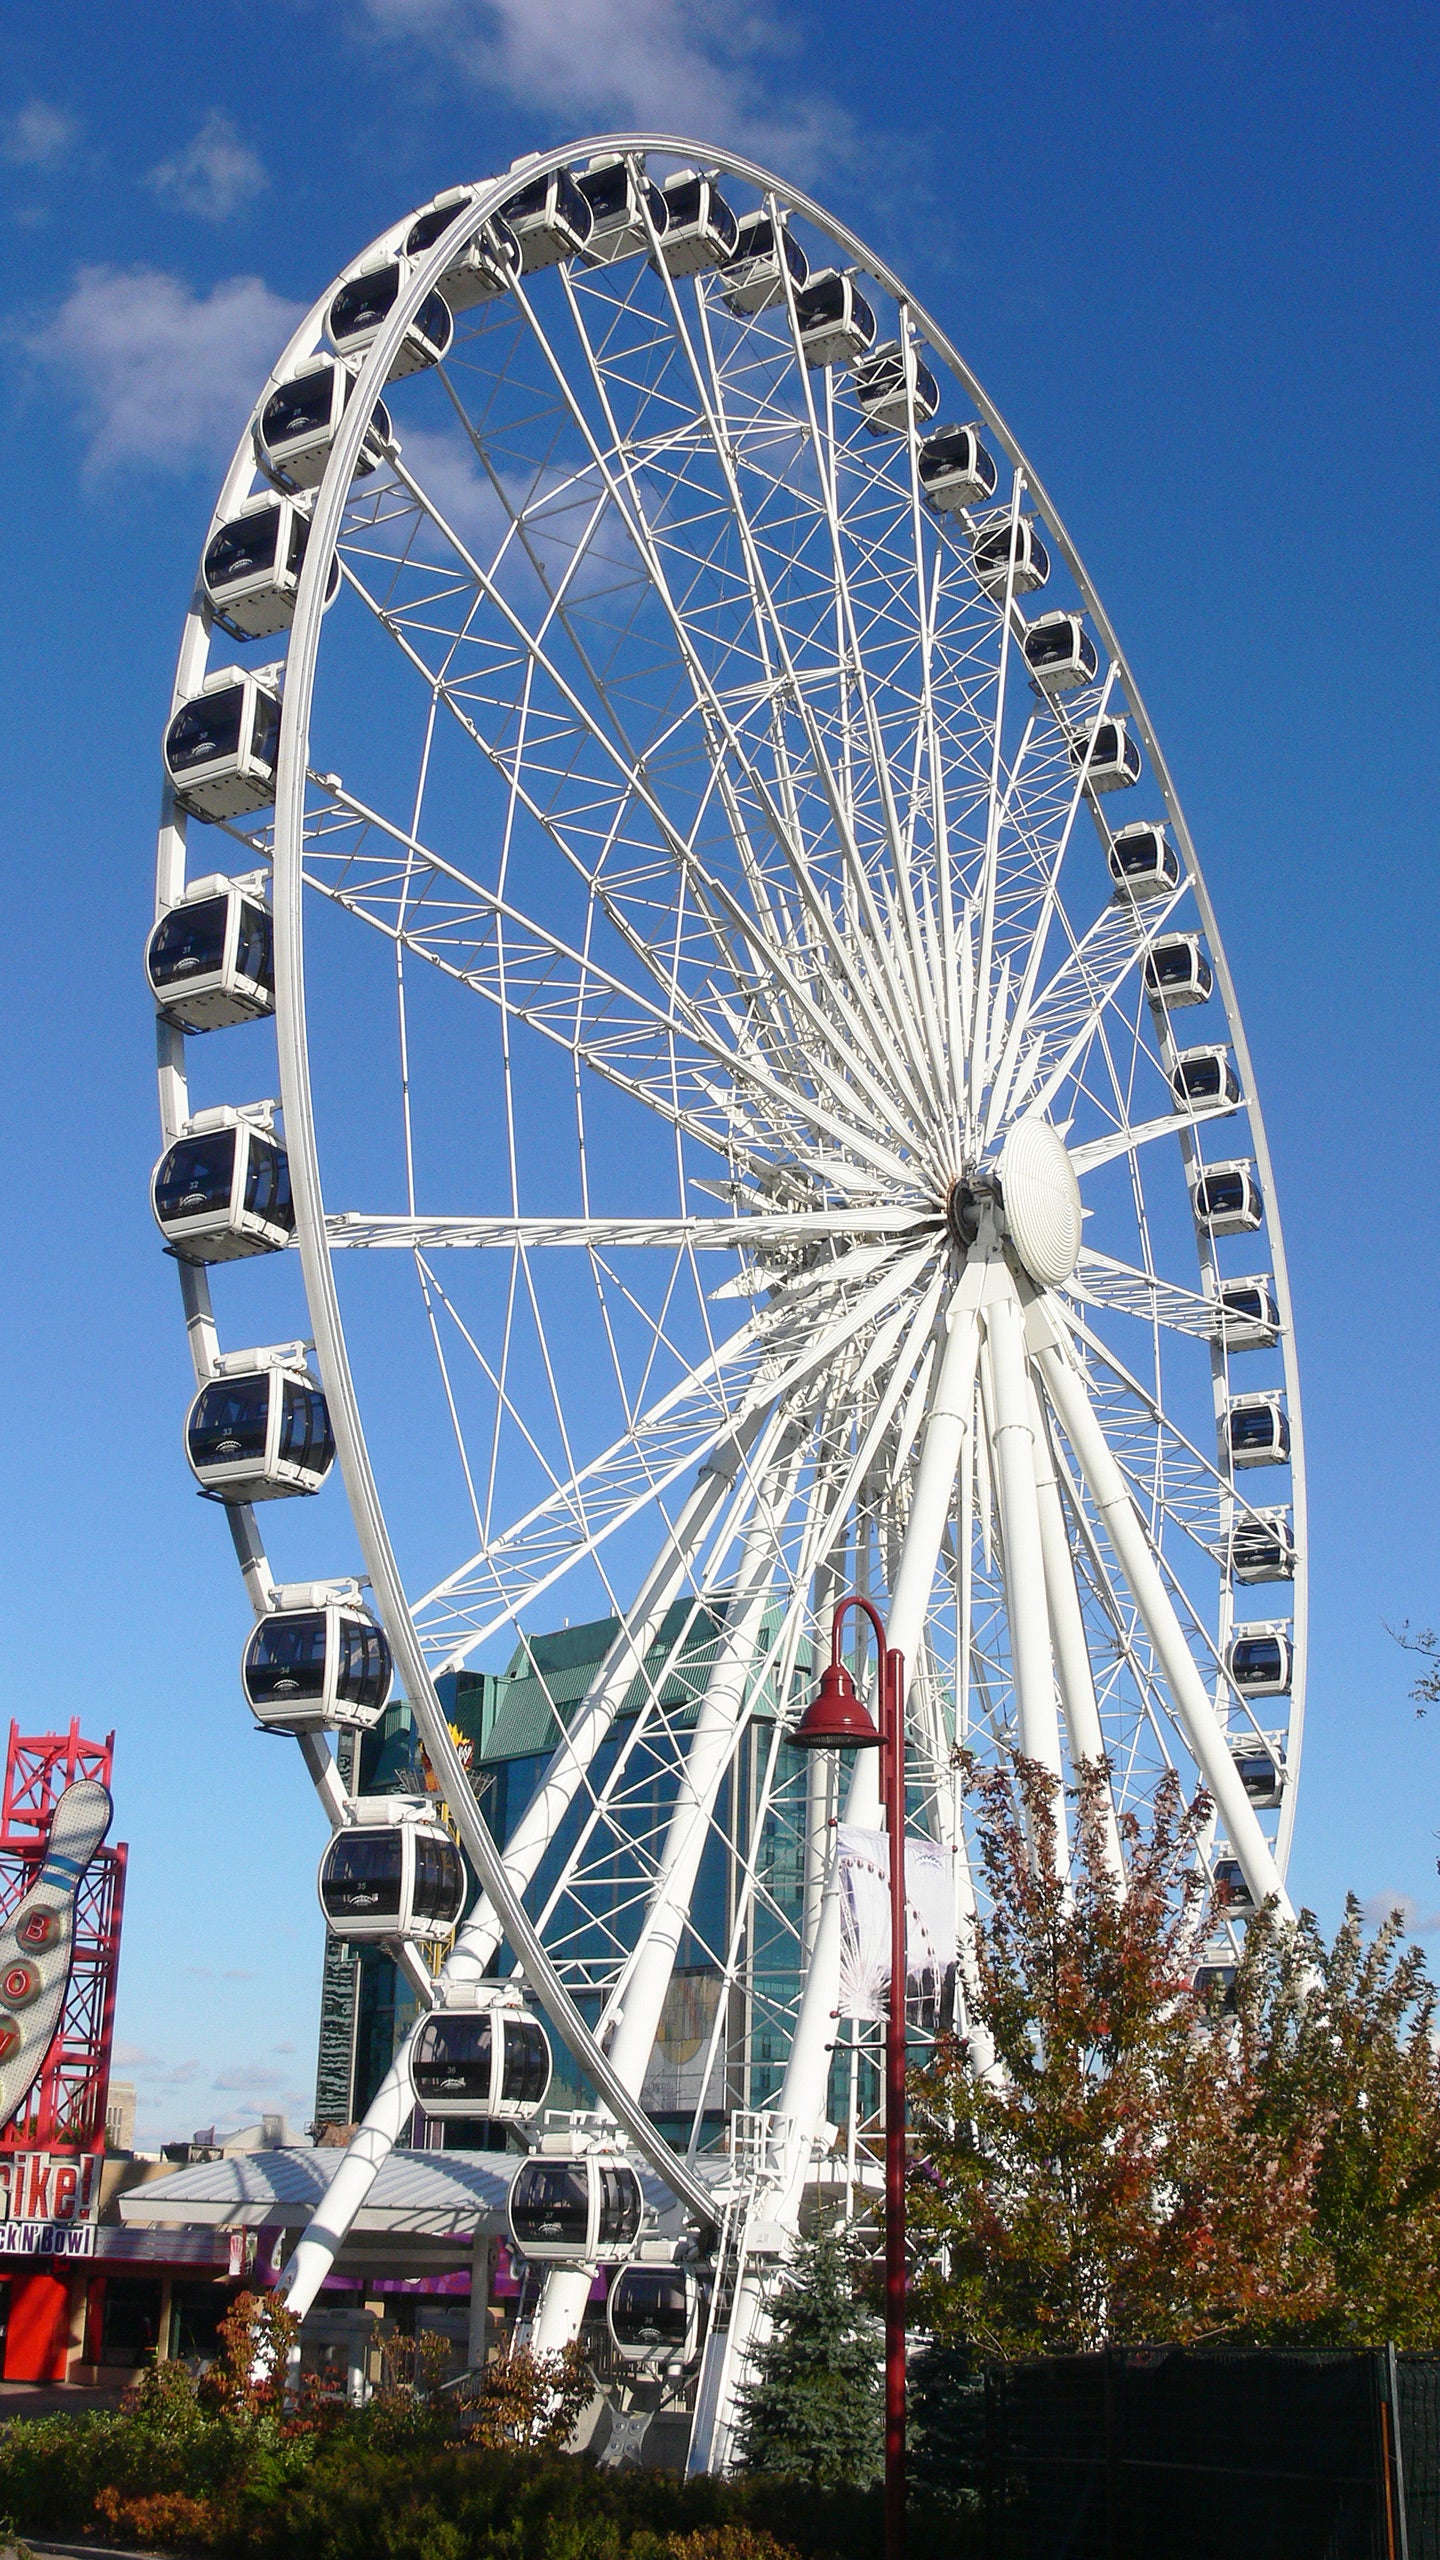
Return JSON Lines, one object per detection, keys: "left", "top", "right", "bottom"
{"left": 312, "top": 1603, "right": 815, "bottom": 2149}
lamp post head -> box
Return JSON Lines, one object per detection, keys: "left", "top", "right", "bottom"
{"left": 791, "top": 1659, "right": 882, "bottom": 1751}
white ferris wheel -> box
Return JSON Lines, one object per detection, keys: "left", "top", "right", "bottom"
{"left": 150, "top": 135, "right": 1304, "bottom": 2454}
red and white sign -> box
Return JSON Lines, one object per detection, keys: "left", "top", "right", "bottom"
{"left": 0, "top": 2150, "right": 102, "bottom": 2228}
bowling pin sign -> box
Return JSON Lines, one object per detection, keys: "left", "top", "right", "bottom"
{"left": 0, "top": 1780, "right": 112, "bottom": 2129}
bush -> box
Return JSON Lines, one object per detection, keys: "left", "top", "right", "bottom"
{"left": 0, "top": 2404, "right": 891, "bottom": 2560}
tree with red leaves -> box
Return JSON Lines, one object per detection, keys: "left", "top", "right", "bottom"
{"left": 908, "top": 1756, "right": 1330, "bottom": 2359}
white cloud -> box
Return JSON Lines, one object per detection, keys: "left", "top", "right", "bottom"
{"left": 149, "top": 115, "right": 268, "bottom": 222}
{"left": 360, "top": 0, "right": 850, "bottom": 179}
{"left": 28, "top": 264, "right": 305, "bottom": 479}
{"left": 214, "top": 2060, "right": 285, "bottom": 2091}
{"left": 2, "top": 101, "right": 77, "bottom": 169}
{"left": 1361, "top": 1891, "right": 1440, "bottom": 1934}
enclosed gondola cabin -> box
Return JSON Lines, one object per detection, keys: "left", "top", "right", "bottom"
{"left": 721, "top": 210, "right": 807, "bottom": 315}
{"left": 1143, "top": 934, "right": 1212, "bottom": 1008}
{"left": 186, "top": 1359, "right": 334, "bottom": 1503}
{"left": 1227, "top": 1623, "right": 1293, "bottom": 1697}
{"left": 917, "top": 423, "right": 998, "bottom": 515}
{"left": 504, "top": 166, "right": 593, "bottom": 270}
{"left": 1023, "top": 612, "right": 1098, "bottom": 694}
{"left": 318, "top": 1798, "right": 465, "bottom": 1945}
{"left": 1171, "top": 1046, "right": 1241, "bottom": 1113}
{"left": 1193, "top": 1160, "right": 1264, "bottom": 1238}
{"left": 970, "top": 515, "right": 1050, "bottom": 596}
{"left": 405, "top": 194, "right": 521, "bottom": 306}
{"left": 656, "top": 169, "right": 738, "bottom": 275}
{"left": 1230, "top": 1511, "right": 1295, "bottom": 1583}
{"left": 255, "top": 359, "right": 392, "bottom": 492}
{"left": 1071, "top": 717, "right": 1141, "bottom": 793}
{"left": 853, "top": 339, "right": 940, "bottom": 436}
{"left": 608, "top": 2263, "right": 708, "bottom": 2367}
{"left": 411, "top": 2003, "right": 552, "bottom": 2122}
{"left": 1226, "top": 1394, "right": 1290, "bottom": 1469}
{"left": 1212, "top": 1858, "right": 1258, "bottom": 1919}
{"left": 794, "top": 269, "right": 877, "bottom": 368}
{"left": 152, "top": 1110, "right": 293, "bottom": 1262}
{"left": 1108, "top": 822, "right": 1180, "bottom": 902}
{"left": 1234, "top": 1746, "right": 1284, "bottom": 1808}
{"left": 576, "top": 157, "right": 667, "bottom": 264}
{"left": 1215, "top": 1276, "right": 1281, "bottom": 1350}
{"left": 202, "top": 497, "right": 338, "bottom": 641}
{"left": 147, "top": 877, "right": 274, "bottom": 1032}
{"left": 164, "top": 669, "right": 281, "bottom": 823}
{"left": 328, "top": 260, "right": 454, "bottom": 380}
{"left": 507, "top": 2153, "right": 643, "bottom": 2263}
{"left": 243, "top": 1601, "right": 391, "bottom": 1734}
{"left": 1194, "top": 1962, "right": 1239, "bottom": 2014}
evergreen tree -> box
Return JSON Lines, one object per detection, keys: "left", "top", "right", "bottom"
{"left": 907, "top": 2338, "right": 985, "bottom": 2513}
{"left": 734, "top": 2228, "right": 883, "bottom": 2487}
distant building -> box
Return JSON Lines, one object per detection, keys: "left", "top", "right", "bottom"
{"left": 105, "top": 2083, "right": 136, "bottom": 2154}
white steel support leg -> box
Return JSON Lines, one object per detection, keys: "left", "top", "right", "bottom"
{"left": 1026, "top": 1371, "right": 1124, "bottom": 1879}
{"left": 281, "top": 2032, "right": 422, "bottom": 2320}
{"left": 528, "top": 2264, "right": 595, "bottom": 2358}
{"left": 777, "top": 1289, "right": 981, "bottom": 2216}
{"left": 604, "top": 1443, "right": 803, "bottom": 2092}
{"left": 691, "top": 1287, "right": 982, "bottom": 2476}
{"left": 529, "top": 1450, "right": 802, "bottom": 2353}
{"left": 1032, "top": 1313, "right": 1293, "bottom": 1920}
{"left": 984, "top": 1280, "right": 1064, "bottom": 1790}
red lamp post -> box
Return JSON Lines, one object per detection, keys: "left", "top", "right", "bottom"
{"left": 791, "top": 1595, "right": 907, "bottom": 2560}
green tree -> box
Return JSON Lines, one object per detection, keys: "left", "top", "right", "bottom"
{"left": 908, "top": 1755, "right": 1328, "bottom": 2359}
{"left": 734, "top": 2229, "right": 883, "bottom": 2487}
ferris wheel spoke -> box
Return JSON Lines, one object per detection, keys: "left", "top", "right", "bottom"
{"left": 542, "top": 1283, "right": 947, "bottom": 2120}
{"left": 610, "top": 269, "right": 956, "bottom": 1130}
{"left": 698, "top": 292, "right": 953, "bottom": 1121}
{"left": 411, "top": 1235, "right": 940, "bottom": 1659}
{"left": 554, "top": 272, "right": 944, "bottom": 1133}
{"left": 307, "top": 771, "right": 931, "bottom": 1195}
{"left": 1071, "top": 1100, "right": 1244, "bottom": 1177}
{"left": 322, "top": 1208, "right": 935, "bottom": 1252}
{"left": 410, "top": 1311, "right": 772, "bottom": 1654}
{"left": 521, "top": 1426, "right": 825, "bottom": 2005}
{"left": 1068, "top": 1249, "right": 1219, "bottom": 1341}
{"left": 596, "top": 1435, "right": 808, "bottom": 2086}
{"left": 1002, "top": 879, "right": 1185, "bottom": 1127}
{"left": 981, "top": 668, "right": 1121, "bottom": 1139}
{"left": 1055, "top": 1297, "right": 1279, "bottom": 1560}
{"left": 462, "top": 1410, "right": 795, "bottom": 1976}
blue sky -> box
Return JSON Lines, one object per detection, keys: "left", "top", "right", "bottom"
{"left": 1, "top": 0, "right": 1436, "bottom": 2144}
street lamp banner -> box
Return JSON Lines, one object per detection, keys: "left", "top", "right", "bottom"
{"left": 836, "top": 1828, "right": 955, "bottom": 2023}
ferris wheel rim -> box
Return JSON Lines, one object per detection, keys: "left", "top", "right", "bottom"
{"left": 271, "top": 126, "right": 1303, "bottom": 1843}
{"left": 154, "top": 128, "right": 1307, "bottom": 2233}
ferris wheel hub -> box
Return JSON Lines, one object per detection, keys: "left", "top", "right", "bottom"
{"left": 996, "top": 1119, "right": 1083, "bottom": 1288}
